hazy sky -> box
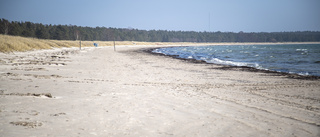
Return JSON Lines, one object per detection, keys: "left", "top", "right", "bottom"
{"left": 1, "top": 0, "right": 319, "bottom": 32}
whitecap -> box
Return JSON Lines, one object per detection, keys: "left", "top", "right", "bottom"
{"left": 207, "top": 58, "right": 247, "bottom": 66}
{"left": 296, "top": 49, "right": 308, "bottom": 51}
{"left": 297, "top": 72, "right": 310, "bottom": 76}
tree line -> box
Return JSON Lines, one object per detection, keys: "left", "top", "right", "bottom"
{"left": 1, "top": 18, "right": 320, "bottom": 42}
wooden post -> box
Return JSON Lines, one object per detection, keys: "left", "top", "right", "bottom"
{"left": 113, "top": 39, "right": 116, "bottom": 51}
{"left": 79, "top": 37, "right": 81, "bottom": 50}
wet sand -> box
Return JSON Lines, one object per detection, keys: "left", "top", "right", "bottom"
{"left": 0, "top": 45, "right": 319, "bottom": 136}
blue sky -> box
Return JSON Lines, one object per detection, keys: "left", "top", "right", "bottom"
{"left": 1, "top": 0, "right": 319, "bottom": 32}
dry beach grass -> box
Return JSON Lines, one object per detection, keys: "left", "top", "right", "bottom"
{"left": 0, "top": 35, "right": 320, "bottom": 136}
{"left": 0, "top": 34, "right": 203, "bottom": 53}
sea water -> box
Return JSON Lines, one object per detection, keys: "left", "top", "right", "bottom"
{"left": 153, "top": 44, "right": 320, "bottom": 76}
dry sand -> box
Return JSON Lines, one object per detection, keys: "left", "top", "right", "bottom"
{"left": 0, "top": 45, "right": 319, "bottom": 137}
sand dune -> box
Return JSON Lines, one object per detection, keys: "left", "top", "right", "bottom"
{"left": 0, "top": 45, "right": 319, "bottom": 136}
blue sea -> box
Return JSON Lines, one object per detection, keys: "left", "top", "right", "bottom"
{"left": 152, "top": 44, "right": 320, "bottom": 76}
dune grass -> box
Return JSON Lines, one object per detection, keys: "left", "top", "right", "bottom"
{"left": 0, "top": 35, "right": 72, "bottom": 52}
{"left": 0, "top": 34, "right": 200, "bottom": 53}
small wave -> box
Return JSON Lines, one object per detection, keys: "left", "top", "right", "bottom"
{"left": 206, "top": 58, "right": 245, "bottom": 66}
{"left": 296, "top": 49, "right": 308, "bottom": 51}
{"left": 297, "top": 72, "right": 310, "bottom": 76}
{"left": 206, "top": 58, "right": 261, "bottom": 68}
{"left": 152, "top": 49, "right": 163, "bottom": 54}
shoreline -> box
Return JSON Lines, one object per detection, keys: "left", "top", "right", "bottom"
{"left": 143, "top": 46, "right": 320, "bottom": 80}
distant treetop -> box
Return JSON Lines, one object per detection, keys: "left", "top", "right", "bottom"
{"left": 1, "top": 18, "right": 320, "bottom": 42}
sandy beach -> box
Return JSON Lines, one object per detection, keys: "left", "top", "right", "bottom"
{"left": 0, "top": 45, "right": 319, "bottom": 136}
